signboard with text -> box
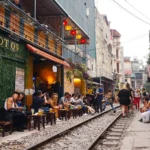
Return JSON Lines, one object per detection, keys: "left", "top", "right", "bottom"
{"left": 15, "top": 68, "right": 25, "bottom": 92}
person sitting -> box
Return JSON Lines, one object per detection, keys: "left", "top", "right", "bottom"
{"left": 58, "top": 92, "right": 70, "bottom": 109}
{"left": 16, "top": 92, "right": 31, "bottom": 127}
{"left": 32, "top": 90, "right": 48, "bottom": 113}
{"left": 13, "top": 0, "right": 22, "bottom": 9}
{"left": 48, "top": 93, "right": 60, "bottom": 119}
{"left": 75, "top": 94, "right": 87, "bottom": 115}
{"left": 70, "top": 94, "right": 76, "bottom": 105}
{"left": 4, "top": 92, "right": 26, "bottom": 131}
{"left": 139, "top": 98, "right": 150, "bottom": 123}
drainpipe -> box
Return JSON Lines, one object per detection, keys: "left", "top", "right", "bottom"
{"left": 34, "top": 0, "right": 37, "bottom": 20}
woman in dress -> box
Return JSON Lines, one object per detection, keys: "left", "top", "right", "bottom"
{"left": 118, "top": 84, "right": 132, "bottom": 117}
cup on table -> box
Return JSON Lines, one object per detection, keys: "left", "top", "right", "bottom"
{"left": 49, "top": 108, "right": 53, "bottom": 113}
{"left": 31, "top": 109, "right": 34, "bottom": 115}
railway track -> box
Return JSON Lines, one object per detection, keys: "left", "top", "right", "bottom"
{"left": 88, "top": 114, "right": 134, "bottom": 150}
{"left": 25, "top": 106, "right": 122, "bottom": 150}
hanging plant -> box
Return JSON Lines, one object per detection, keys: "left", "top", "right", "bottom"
{"left": 73, "top": 69, "right": 83, "bottom": 79}
{"left": 66, "top": 70, "right": 73, "bottom": 83}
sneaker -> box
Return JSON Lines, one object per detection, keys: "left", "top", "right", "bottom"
{"left": 83, "top": 113, "right": 88, "bottom": 116}
{"left": 56, "top": 118, "right": 62, "bottom": 122}
{"left": 139, "top": 118, "right": 143, "bottom": 122}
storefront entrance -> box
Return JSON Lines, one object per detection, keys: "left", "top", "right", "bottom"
{"left": 31, "top": 53, "right": 64, "bottom": 98}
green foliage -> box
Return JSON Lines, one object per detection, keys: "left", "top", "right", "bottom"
{"left": 65, "top": 63, "right": 91, "bottom": 82}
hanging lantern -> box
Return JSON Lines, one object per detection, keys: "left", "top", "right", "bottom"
{"left": 70, "top": 30, "right": 76, "bottom": 36}
{"left": 80, "top": 38, "right": 86, "bottom": 44}
{"left": 65, "top": 25, "right": 72, "bottom": 31}
{"left": 63, "top": 20, "right": 68, "bottom": 26}
{"left": 76, "top": 34, "right": 82, "bottom": 40}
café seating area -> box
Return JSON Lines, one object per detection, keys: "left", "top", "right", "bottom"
{"left": 0, "top": 106, "right": 84, "bottom": 136}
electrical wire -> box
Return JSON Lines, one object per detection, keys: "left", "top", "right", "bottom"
{"left": 124, "top": 0, "right": 150, "bottom": 21}
{"left": 122, "top": 33, "right": 148, "bottom": 43}
{"left": 112, "top": 0, "right": 150, "bottom": 26}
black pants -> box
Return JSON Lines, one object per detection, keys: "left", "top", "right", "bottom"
{"left": 96, "top": 101, "right": 102, "bottom": 113}
{"left": 96, "top": 96, "right": 103, "bottom": 113}
{"left": 4, "top": 111, "right": 26, "bottom": 129}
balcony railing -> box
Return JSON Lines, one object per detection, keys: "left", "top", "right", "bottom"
{"left": 62, "top": 46, "right": 86, "bottom": 64}
{"left": 0, "top": 0, "right": 67, "bottom": 58}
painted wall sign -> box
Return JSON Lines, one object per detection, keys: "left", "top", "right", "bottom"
{"left": 15, "top": 68, "right": 25, "bottom": 92}
{"left": 0, "top": 36, "right": 19, "bottom": 52}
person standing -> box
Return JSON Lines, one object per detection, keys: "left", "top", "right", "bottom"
{"left": 117, "top": 84, "right": 132, "bottom": 117}
{"left": 95, "top": 85, "right": 103, "bottom": 113}
{"left": 134, "top": 89, "right": 141, "bottom": 111}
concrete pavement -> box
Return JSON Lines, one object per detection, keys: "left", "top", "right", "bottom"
{"left": 120, "top": 111, "right": 150, "bottom": 150}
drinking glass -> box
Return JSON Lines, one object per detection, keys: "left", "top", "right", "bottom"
{"left": 31, "top": 109, "right": 34, "bottom": 115}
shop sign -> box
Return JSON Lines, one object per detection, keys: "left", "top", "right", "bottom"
{"left": 15, "top": 68, "right": 25, "bottom": 92}
{"left": 0, "top": 36, "right": 19, "bottom": 52}
{"left": 52, "top": 65, "right": 57, "bottom": 73}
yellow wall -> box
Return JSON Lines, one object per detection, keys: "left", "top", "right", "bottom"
{"left": 64, "top": 66, "right": 74, "bottom": 94}
{"left": 25, "top": 55, "right": 33, "bottom": 107}
{"left": 81, "top": 79, "right": 86, "bottom": 95}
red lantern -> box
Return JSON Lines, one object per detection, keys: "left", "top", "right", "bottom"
{"left": 80, "top": 38, "right": 86, "bottom": 44}
{"left": 63, "top": 20, "right": 68, "bottom": 26}
{"left": 70, "top": 30, "right": 76, "bottom": 36}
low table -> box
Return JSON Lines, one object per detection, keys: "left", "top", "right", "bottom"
{"left": 28, "top": 114, "right": 46, "bottom": 131}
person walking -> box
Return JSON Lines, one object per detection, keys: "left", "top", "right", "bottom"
{"left": 103, "top": 90, "right": 116, "bottom": 113}
{"left": 117, "top": 84, "right": 132, "bottom": 117}
{"left": 126, "top": 83, "right": 134, "bottom": 113}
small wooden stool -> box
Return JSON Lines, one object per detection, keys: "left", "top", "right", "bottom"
{"left": 70, "top": 109, "right": 77, "bottom": 119}
{"left": 44, "top": 112, "right": 56, "bottom": 125}
{"left": 76, "top": 108, "right": 83, "bottom": 117}
{"left": 0, "top": 121, "right": 12, "bottom": 137}
{"left": 28, "top": 114, "right": 46, "bottom": 131}
{"left": 59, "top": 109, "right": 71, "bottom": 121}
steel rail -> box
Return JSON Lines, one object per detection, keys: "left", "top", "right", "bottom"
{"left": 25, "top": 106, "right": 120, "bottom": 150}
{"left": 87, "top": 112, "right": 122, "bottom": 150}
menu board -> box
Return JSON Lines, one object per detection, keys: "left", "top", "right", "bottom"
{"left": 15, "top": 68, "right": 25, "bottom": 92}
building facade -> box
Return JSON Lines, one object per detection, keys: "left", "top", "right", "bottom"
{"left": 124, "top": 57, "right": 132, "bottom": 85}
{"left": 111, "top": 29, "right": 124, "bottom": 89}
{"left": 131, "top": 58, "right": 146, "bottom": 89}
{"left": 0, "top": 0, "right": 92, "bottom": 106}
{"left": 94, "top": 9, "right": 114, "bottom": 93}
{"left": 54, "top": 0, "right": 96, "bottom": 94}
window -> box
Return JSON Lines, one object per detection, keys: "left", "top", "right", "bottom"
{"left": 86, "top": 7, "right": 90, "bottom": 17}
{"left": 102, "top": 53, "right": 104, "bottom": 63}
{"left": 91, "top": 64, "right": 94, "bottom": 70}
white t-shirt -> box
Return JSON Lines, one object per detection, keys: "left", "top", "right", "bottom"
{"left": 70, "top": 97, "right": 75, "bottom": 103}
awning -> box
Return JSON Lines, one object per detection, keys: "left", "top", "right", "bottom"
{"left": 26, "top": 44, "right": 70, "bottom": 67}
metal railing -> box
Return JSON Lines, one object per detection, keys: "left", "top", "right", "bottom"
{"left": 0, "top": 0, "right": 68, "bottom": 58}
{"left": 62, "top": 46, "right": 86, "bottom": 64}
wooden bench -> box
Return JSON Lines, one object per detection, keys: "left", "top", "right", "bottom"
{"left": 0, "top": 108, "right": 12, "bottom": 137}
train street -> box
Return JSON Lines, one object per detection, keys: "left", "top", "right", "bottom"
{"left": 0, "top": 0, "right": 150, "bottom": 149}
